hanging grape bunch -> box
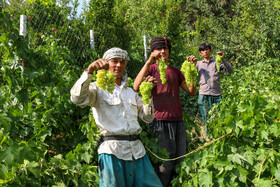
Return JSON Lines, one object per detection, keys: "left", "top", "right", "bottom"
{"left": 190, "top": 62, "right": 198, "bottom": 86}
{"left": 96, "top": 70, "right": 107, "bottom": 90}
{"left": 106, "top": 71, "right": 116, "bottom": 94}
{"left": 158, "top": 59, "right": 168, "bottom": 84}
{"left": 216, "top": 55, "right": 222, "bottom": 72}
{"left": 127, "top": 77, "right": 133, "bottom": 88}
{"left": 181, "top": 60, "right": 198, "bottom": 87}
{"left": 96, "top": 70, "right": 116, "bottom": 94}
{"left": 139, "top": 81, "right": 153, "bottom": 105}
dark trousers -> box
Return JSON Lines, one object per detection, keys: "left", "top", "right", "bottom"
{"left": 150, "top": 120, "right": 187, "bottom": 187}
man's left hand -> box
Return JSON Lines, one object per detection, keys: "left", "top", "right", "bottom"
{"left": 187, "top": 55, "right": 198, "bottom": 64}
{"left": 217, "top": 52, "right": 225, "bottom": 59}
{"left": 145, "top": 75, "right": 157, "bottom": 87}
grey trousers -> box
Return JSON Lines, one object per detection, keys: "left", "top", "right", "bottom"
{"left": 150, "top": 120, "right": 187, "bottom": 187}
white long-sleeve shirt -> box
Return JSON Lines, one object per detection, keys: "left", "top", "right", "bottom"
{"left": 70, "top": 71, "right": 154, "bottom": 160}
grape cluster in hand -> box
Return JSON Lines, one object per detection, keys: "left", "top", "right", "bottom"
{"left": 216, "top": 55, "right": 222, "bottom": 72}
{"left": 181, "top": 60, "right": 198, "bottom": 87}
{"left": 96, "top": 70, "right": 116, "bottom": 94}
{"left": 139, "top": 81, "right": 153, "bottom": 105}
{"left": 106, "top": 71, "right": 115, "bottom": 94}
{"left": 158, "top": 59, "right": 167, "bottom": 84}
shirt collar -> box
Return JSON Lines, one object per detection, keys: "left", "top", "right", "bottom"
{"left": 116, "top": 81, "right": 126, "bottom": 89}
{"left": 202, "top": 58, "right": 214, "bottom": 64}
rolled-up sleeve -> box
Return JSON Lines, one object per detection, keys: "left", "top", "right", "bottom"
{"left": 221, "top": 59, "right": 233, "bottom": 73}
{"left": 70, "top": 71, "right": 97, "bottom": 108}
{"left": 136, "top": 95, "right": 154, "bottom": 124}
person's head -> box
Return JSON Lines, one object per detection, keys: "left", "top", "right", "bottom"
{"left": 199, "top": 43, "right": 212, "bottom": 59}
{"left": 103, "top": 47, "right": 129, "bottom": 79}
{"left": 150, "top": 37, "right": 171, "bottom": 61}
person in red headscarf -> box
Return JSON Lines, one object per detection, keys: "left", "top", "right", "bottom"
{"left": 133, "top": 37, "right": 196, "bottom": 187}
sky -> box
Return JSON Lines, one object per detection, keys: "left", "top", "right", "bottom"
{"left": 76, "top": 0, "right": 88, "bottom": 17}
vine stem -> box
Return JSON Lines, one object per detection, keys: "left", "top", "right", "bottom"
{"left": 256, "top": 156, "right": 267, "bottom": 186}
{"left": 146, "top": 131, "right": 234, "bottom": 161}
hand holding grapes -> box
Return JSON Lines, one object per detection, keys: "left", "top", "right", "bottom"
{"left": 216, "top": 52, "right": 224, "bottom": 72}
{"left": 187, "top": 55, "right": 198, "bottom": 65}
{"left": 144, "top": 75, "right": 157, "bottom": 87}
{"left": 183, "top": 55, "right": 198, "bottom": 87}
{"left": 216, "top": 52, "right": 224, "bottom": 59}
{"left": 87, "top": 59, "right": 116, "bottom": 94}
{"left": 147, "top": 50, "right": 161, "bottom": 65}
{"left": 139, "top": 76, "right": 157, "bottom": 105}
{"left": 87, "top": 58, "right": 109, "bottom": 73}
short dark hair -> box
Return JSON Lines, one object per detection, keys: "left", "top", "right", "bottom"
{"left": 199, "top": 43, "right": 211, "bottom": 51}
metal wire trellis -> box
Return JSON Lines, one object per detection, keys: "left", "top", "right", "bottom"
{"left": 3, "top": 0, "right": 151, "bottom": 70}
{"left": 3, "top": 0, "right": 94, "bottom": 67}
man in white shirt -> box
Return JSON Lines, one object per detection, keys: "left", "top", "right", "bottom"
{"left": 70, "top": 47, "right": 162, "bottom": 187}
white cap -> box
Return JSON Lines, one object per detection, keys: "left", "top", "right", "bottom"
{"left": 103, "top": 47, "right": 130, "bottom": 62}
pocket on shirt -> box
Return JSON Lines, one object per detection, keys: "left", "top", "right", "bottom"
{"left": 128, "top": 99, "right": 138, "bottom": 117}
{"left": 103, "top": 96, "right": 121, "bottom": 106}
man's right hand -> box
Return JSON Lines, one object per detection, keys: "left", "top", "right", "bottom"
{"left": 87, "top": 58, "right": 109, "bottom": 73}
{"left": 187, "top": 55, "right": 198, "bottom": 65}
{"left": 147, "top": 51, "right": 161, "bottom": 65}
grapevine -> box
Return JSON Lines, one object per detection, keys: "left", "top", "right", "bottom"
{"left": 181, "top": 60, "right": 198, "bottom": 87}
{"left": 216, "top": 55, "right": 222, "bottom": 72}
{"left": 96, "top": 70, "right": 116, "bottom": 94}
{"left": 139, "top": 81, "right": 153, "bottom": 105}
{"left": 157, "top": 59, "right": 168, "bottom": 84}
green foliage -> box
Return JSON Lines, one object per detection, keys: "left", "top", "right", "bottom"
{"left": 173, "top": 59, "right": 280, "bottom": 186}
{"left": 0, "top": 9, "right": 100, "bottom": 185}
{"left": 138, "top": 120, "right": 170, "bottom": 164}
{"left": 2, "top": 0, "right": 280, "bottom": 186}
{"left": 83, "top": 0, "right": 185, "bottom": 78}
{"left": 179, "top": 0, "right": 280, "bottom": 66}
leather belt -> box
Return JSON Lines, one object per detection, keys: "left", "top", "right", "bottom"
{"left": 101, "top": 134, "right": 139, "bottom": 141}
{"left": 98, "top": 134, "right": 139, "bottom": 147}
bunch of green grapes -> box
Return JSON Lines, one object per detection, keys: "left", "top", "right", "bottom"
{"left": 181, "top": 60, "right": 198, "bottom": 87}
{"left": 158, "top": 59, "right": 167, "bottom": 84}
{"left": 106, "top": 71, "right": 116, "bottom": 94}
{"left": 96, "top": 70, "right": 116, "bottom": 94}
{"left": 127, "top": 77, "right": 133, "bottom": 88}
{"left": 96, "top": 70, "right": 108, "bottom": 90}
{"left": 216, "top": 55, "right": 222, "bottom": 72}
{"left": 139, "top": 81, "right": 153, "bottom": 105}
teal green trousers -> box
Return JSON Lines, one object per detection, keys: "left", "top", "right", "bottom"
{"left": 198, "top": 94, "right": 222, "bottom": 133}
{"left": 98, "top": 153, "right": 163, "bottom": 187}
